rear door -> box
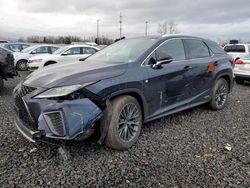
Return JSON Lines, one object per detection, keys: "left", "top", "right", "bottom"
{"left": 183, "top": 39, "right": 213, "bottom": 100}
{"left": 61, "top": 47, "right": 82, "bottom": 63}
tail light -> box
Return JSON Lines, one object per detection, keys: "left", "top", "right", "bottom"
{"left": 234, "top": 59, "right": 244, "bottom": 64}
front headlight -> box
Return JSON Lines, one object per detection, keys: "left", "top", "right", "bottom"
{"left": 29, "top": 59, "right": 43, "bottom": 63}
{"left": 34, "top": 82, "right": 95, "bottom": 99}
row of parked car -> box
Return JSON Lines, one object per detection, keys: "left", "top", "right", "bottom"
{"left": 0, "top": 42, "right": 104, "bottom": 71}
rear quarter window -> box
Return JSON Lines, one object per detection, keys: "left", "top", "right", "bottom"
{"left": 184, "top": 39, "right": 210, "bottom": 59}
{"left": 205, "top": 40, "right": 226, "bottom": 54}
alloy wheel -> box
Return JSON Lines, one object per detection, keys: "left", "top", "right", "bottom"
{"left": 118, "top": 103, "right": 140, "bottom": 142}
{"left": 215, "top": 82, "right": 228, "bottom": 108}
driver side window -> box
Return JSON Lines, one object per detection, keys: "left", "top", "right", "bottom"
{"left": 33, "top": 46, "right": 49, "bottom": 54}
{"left": 156, "top": 39, "right": 186, "bottom": 61}
{"left": 64, "top": 47, "right": 81, "bottom": 55}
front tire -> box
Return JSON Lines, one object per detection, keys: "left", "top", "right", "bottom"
{"left": 208, "top": 78, "right": 229, "bottom": 110}
{"left": 16, "top": 60, "right": 28, "bottom": 71}
{"left": 103, "top": 95, "right": 142, "bottom": 150}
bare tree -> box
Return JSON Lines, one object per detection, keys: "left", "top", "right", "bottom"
{"left": 157, "top": 20, "right": 178, "bottom": 35}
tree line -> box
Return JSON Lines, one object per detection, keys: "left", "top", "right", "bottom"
{"left": 17, "top": 36, "right": 114, "bottom": 45}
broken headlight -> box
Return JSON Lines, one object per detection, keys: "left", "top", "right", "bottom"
{"left": 34, "top": 82, "right": 95, "bottom": 99}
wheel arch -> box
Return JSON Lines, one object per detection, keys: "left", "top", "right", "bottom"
{"left": 215, "top": 72, "right": 233, "bottom": 92}
{"left": 109, "top": 88, "right": 148, "bottom": 122}
{"left": 17, "top": 59, "right": 28, "bottom": 63}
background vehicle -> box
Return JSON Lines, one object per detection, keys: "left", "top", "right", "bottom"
{"left": 13, "top": 44, "right": 60, "bottom": 71}
{"left": 0, "top": 40, "right": 11, "bottom": 43}
{"left": 0, "top": 47, "right": 17, "bottom": 91}
{"left": 13, "top": 36, "right": 234, "bottom": 150}
{"left": 28, "top": 45, "right": 99, "bottom": 70}
{"left": 234, "top": 57, "right": 250, "bottom": 84}
{"left": 224, "top": 44, "right": 250, "bottom": 60}
{"left": 1, "top": 43, "right": 31, "bottom": 52}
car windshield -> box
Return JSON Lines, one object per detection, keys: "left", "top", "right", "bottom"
{"left": 53, "top": 46, "right": 69, "bottom": 55}
{"left": 21, "top": 45, "right": 39, "bottom": 53}
{"left": 87, "top": 38, "right": 157, "bottom": 63}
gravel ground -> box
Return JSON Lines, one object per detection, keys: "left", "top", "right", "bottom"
{"left": 0, "top": 71, "right": 249, "bottom": 187}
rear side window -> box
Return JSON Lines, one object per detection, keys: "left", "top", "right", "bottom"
{"left": 156, "top": 39, "right": 185, "bottom": 61}
{"left": 184, "top": 39, "right": 210, "bottom": 59}
{"left": 224, "top": 45, "right": 246, "bottom": 53}
{"left": 205, "top": 40, "right": 226, "bottom": 54}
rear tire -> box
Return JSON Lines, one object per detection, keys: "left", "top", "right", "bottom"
{"left": 208, "top": 78, "right": 229, "bottom": 110}
{"left": 235, "top": 77, "right": 244, "bottom": 85}
{"left": 16, "top": 60, "right": 28, "bottom": 71}
{"left": 0, "top": 77, "right": 3, "bottom": 91}
{"left": 103, "top": 95, "right": 142, "bottom": 150}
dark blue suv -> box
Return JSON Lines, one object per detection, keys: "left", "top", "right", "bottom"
{"left": 13, "top": 35, "right": 234, "bottom": 150}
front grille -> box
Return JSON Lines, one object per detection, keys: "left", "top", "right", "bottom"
{"left": 14, "top": 85, "right": 37, "bottom": 131}
{"left": 44, "top": 112, "right": 65, "bottom": 136}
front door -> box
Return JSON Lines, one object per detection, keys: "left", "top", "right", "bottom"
{"left": 144, "top": 39, "right": 192, "bottom": 119}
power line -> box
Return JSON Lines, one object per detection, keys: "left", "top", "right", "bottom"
{"left": 145, "top": 21, "right": 149, "bottom": 36}
{"left": 119, "top": 12, "right": 122, "bottom": 38}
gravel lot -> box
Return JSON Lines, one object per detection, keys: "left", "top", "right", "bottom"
{"left": 0, "top": 71, "right": 249, "bottom": 187}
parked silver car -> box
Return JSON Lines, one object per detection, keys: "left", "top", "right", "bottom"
{"left": 234, "top": 56, "right": 250, "bottom": 84}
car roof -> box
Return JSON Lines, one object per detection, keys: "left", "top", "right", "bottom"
{"left": 64, "top": 44, "right": 100, "bottom": 49}
{"left": 224, "top": 43, "right": 249, "bottom": 46}
{"left": 0, "top": 46, "right": 12, "bottom": 53}
{"left": 129, "top": 35, "right": 207, "bottom": 42}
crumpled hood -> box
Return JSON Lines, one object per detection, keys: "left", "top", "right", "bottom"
{"left": 24, "top": 61, "right": 127, "bottom": 88}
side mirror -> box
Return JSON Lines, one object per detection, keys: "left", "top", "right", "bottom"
{"left": 151, "top": 52, "right": 173, "bottom": 69}
{"left": 61, "top": 53, "right": 68, "bottom": 56}
{"left": 79, "top": 57, "right": 87, "bottom": 61}
{"left": 30, "top": 51, "right": 36, "bottom": 54}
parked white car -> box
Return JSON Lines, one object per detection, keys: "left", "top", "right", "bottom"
{"left": 13, "top": 44, "right": 60, "bottom": 71}
{"left": 224, "top": 44, "right": 250, "bottom": 61}
{"left": 234, "top": 56, "right": 250, "bottom": 84}
{"left": 27, "top": 45, "right": 99, "bottom": 71}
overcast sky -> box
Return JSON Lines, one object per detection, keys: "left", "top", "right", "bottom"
{"left": 1, "top": 0, "right": 250, "bottom": 41}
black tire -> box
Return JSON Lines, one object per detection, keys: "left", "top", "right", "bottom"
{"left": 103, "top": 95, "right": 142, "bottom": 150}
{"left": 235, "top": 77, "right": 244, "bottom": 85}
{"left": 208, "top": 78, "right": 229, "bottom": 110}
{"left": 16, "top": 60, "right": 28, "bottom": 71}
{"left": 0, "top": 77, "right": 3, "bottom": 91}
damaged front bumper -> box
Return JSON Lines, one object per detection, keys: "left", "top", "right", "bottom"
{"left": 14, "top": 90, "right": 103, "bottom": 143}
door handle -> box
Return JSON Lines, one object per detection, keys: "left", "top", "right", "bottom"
{"left": 183, "top": 66, "right": 192, "bottom": 71}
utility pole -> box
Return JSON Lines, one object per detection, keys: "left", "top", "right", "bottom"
{"left": 119, "top": 12, "right": 122, "bottom": 38}
{"left": 96, "top": 19, "right": 100, "bottom": 45}
{"left": 145, "top": 21, "right": 149, "bottom": 36}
